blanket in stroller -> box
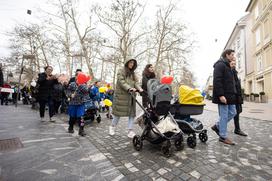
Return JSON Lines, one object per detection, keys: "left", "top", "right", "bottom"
{"left": 179, "top": 85, "right": 205, "bottom": 105}
{"left": 136, "top": 112, "right": 180, "bottom": 134}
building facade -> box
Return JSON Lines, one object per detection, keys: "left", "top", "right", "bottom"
{"left": 245, "top": 0, "right": 272, "bottom": 102}
{"left": 224, "top": 14, "right": 250, "bottom": 89}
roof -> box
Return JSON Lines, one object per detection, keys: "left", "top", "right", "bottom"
{"left": 223, "top": 14, "right": 249, "bottom": 50}
{"left": 246, "top": 0, "right": 254, "bottom": 11}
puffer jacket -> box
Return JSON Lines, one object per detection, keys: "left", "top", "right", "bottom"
{"left": 212, "top": 58, "right": 237, "bottom": 105}
{"left": 112, "top": 60, "right": 141, "bottom": 117}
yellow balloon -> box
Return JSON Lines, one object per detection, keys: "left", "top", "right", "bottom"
{"left": 103, "top": 99, "right": 112, "bottom": 107}
{"left": 99, "top": 87, "right": 107, "bottom": 93}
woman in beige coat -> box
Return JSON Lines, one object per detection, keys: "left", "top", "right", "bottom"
{"left": 109, "top": 59, "right": 143, "bottom": 138}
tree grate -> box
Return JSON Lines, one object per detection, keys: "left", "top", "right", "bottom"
{"left": 0, "top": 137, "right": 23, "bottom": 152}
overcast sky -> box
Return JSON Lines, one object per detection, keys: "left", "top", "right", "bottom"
{"left": 0, "top": 0, "right": 250, "bottom": 88}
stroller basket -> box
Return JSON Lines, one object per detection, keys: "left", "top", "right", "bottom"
{"left": 170, "top": 104, "right": 204, "bottom": 115}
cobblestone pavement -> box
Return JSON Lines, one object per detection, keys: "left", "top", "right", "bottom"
{"left": 1, "top": 104, "right": 272, "bottom": 181}
{"left": 62, "top": 107, "right": 272, "bottom": 181}
{"left": 0, "top": 105, "right": 124, "bottom": 181}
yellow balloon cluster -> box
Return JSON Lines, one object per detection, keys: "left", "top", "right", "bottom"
{"left": 103, "top": 99, "right": 112, "bottom": 107}
{"left": 99, "top": 87, "right": 107, "bottom": 93}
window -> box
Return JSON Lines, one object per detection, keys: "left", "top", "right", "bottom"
{"left": 237, "top": 53, "right": 241, "bottom": 69}
{"left": 237, "top": 36, "right": 240, "bottom": 49}
{"left": 255, "top": 27, "right": 261, "bottom": 45}
{"left": 256, "top": 54, "right": 263, "bottom": 72}
{"left": 264, "top": 19, "right": 269, "bottom": 39}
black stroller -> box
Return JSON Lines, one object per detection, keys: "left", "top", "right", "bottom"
{"left": 132, "top": 79, "right": 184, "bottom": 156}
{"left": 84, "top": 99, "right": 101, "bottom": 124}
{"left": 170, "top": 86, "right": 208, "bottom": 148}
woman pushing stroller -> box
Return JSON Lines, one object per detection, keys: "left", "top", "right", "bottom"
{"left": 109, "top": 58, "right": 143, "bottom": 138}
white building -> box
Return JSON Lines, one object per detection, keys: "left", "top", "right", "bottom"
{"left": 224, "top": 14, "right": 250, "bottom": 89}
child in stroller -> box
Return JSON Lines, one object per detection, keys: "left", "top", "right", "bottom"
{"left": 83, "top": 98, "right": 101, "bottom": 123}
{"left": 85, "top": 84, "right": 101, "bottom": 124}
{"left": 133, "top": 79, "right": 184, "bottom": 156}
{"left": 170, "top": 85, "right": 208, "bottom": 148}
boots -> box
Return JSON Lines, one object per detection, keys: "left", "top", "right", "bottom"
{"left": 68, "top": 117, "right": 75, "bottom": 133}
{"left": 78, "top": 126, "right": 86, "bottom": 136}
{"left": 78, "top": 118, "right": 86, "bottom": 136}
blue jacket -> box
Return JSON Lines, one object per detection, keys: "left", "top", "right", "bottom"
{"left": 90, "top": 85, "right": 100, "bottom": 102}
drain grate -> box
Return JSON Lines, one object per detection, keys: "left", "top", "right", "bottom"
{"left": 0, "top": 137, "right": 23, "bottom": 152}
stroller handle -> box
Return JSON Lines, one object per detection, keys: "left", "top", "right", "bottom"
{"left": 128, "top": 91, "right": 150, "bottom": 116}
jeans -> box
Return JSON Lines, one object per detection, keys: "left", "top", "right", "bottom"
{"left": 216, "top": 104, "right": 237, "bottom": 139}
{"left": 112, "top": 115, "right": 135, "bottom": 130}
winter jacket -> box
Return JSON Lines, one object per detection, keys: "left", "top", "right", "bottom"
{"left": 90, "top": 85, "right": 101, "bottom": 102}
{"left": 0, "top": 69, "right": 3, "bottom": 87}
{"left": 212, "top": 58, "right": 237, "bottom": 105}
{"left": 67, "top": 82, "right": 89, "bottom": 105}
{"left": 112, "top": 60, "right": 141, "bottom": 117}
{"left": 233, "top": 69, "right": 243, "bottom": 105}
{"left": 53, "top": 83, "right": 64, "bottom": 102}
{"left": 37, "top": 73, "right": 58, "bottom": 101}
{"left": 141, "top": 73, "right": 155, "bottom": 108}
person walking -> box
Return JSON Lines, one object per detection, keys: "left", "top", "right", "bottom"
{"left": 37, "top": 66, "right": 58, "bottom": 122}
{"left": 230, "top": 59, "right": 247, "bottom": 136}
{"left": 0, "top": 64, "right": 4, "bottom": 104}
{"left": 0, "top": 82, "right": 11, "bottom": 105}
{"left": 211, "top": 49, "right": 237, "bottom": 145}
{"left": 52, "top": 81, "right": 64, "bottom": 114}
{"left": 109, "top": 59, "right": 143, "bottom": 138}
{"left": 67, "top": 74, "right": 90, "bottom": 136}
{"left": 141, "top": 64, "right": 156, "bottom": 108}
{"left": 69, "top": 69, "right": 82, "bottom": 84}
{"left": 0, "top": 63, "right": 3, "bottom": 88}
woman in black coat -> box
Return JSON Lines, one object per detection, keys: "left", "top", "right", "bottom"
{"left": 141, "top": 64, "right": 156, "bottom": 108}
{"left": 37, "top": 66, "right": 58, "bottom": 122}
{"left": 230, "top": 60, "right": 247, "bottom": 136}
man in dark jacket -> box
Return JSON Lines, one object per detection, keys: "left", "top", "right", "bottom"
{"left": 0, "top": 63, "right": 3, "bottom": 87}
{"left": 230, "top": 59, "right": 247, "bottom": 136}
{"left": 211, "top": 49, "right": 237, "bottom": 145}
{"left": 69, "top": 69, "right": 82, "bottom": 84}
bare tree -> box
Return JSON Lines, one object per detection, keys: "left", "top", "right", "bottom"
{"left": 152, "top": 3, "right": 194, "bottom": 79}
{"left": 96, "top": 0, "right": 149, "bottom": 61}
{"left": 65, "top": 0, "right": 96, "bottom": 78}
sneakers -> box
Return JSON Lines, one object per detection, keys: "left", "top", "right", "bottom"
{"left": 49, "top": 117, "right": 57, "bottom": 122}
{"left": 127, "top": 130, "right": 136, "bottom": 138}
{"left": 234, "top": 130, "right": 248, "bottom": 136}
{"left": 109, "top": 126, "right": 115, "bottom": 135}
{"left": 40, "top": 117, "right": 45, "bottom": 122}
{"left": 219, "top": 137, "right": 235, "bottom": 145}
{"left": 211, "top": 125, "right": 220, "bottom": 136}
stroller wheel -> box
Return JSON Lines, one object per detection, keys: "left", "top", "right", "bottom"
{"left": 174, "top": 139, "right": 184, "bottom": 151}
{"left": 199, "top": 132, "right": 208, "bottom": 142}
{"left": 133, "top": 135, "right": 143, "bottom": 151}
{"left": 161, "top": 145, "right": 171, "bottom": 157}
{"left": 187, "top": 136, "right": 197, "bottom": 148}
{"left": 97, "top": 115, "right": 101, "bottom": 123}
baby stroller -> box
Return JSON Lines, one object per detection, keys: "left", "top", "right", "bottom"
{"left": 133, "top": 79, "right": 184, "bottom": 156}
{"left": 170, "top": 85, "right": 208, "bottom": 148}
{"left": 84, "top": 98, "right": 101, "bottom": 124}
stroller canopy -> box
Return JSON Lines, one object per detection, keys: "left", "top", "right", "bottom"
{"left": 179, "top": 85, "right": 205, "bottom": 105}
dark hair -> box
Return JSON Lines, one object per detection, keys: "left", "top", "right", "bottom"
{"left": 124, "top": 59, "right": 137, "bottom": 81}
{"left": 143, "top": 64, "right": 155, "bottom": 78}
{"left": 75, "top": 69, "right": 82, "bottom": 76}
{"left": 44, "top": 66, "right": 53, "bottom": 71}
{"left": 221, "top": 49, "right": 235, "bottom": 58}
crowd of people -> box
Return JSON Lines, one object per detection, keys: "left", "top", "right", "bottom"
{"left": 0, "top": 54, "right": 248, "bottom": 143}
